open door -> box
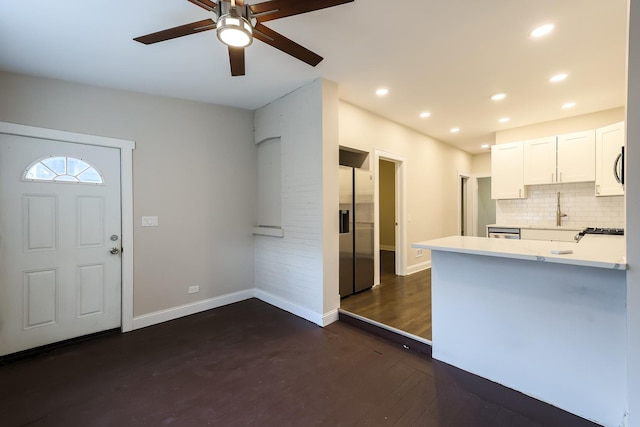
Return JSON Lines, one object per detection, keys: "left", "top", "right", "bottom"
{"left": 379, "top": 159, "right": 396, "bottom": 276}
{"left": 374, "top": 150, "right": 406, "bottom": 284}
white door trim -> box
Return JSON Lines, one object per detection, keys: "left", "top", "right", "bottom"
{"left": 457, "top": 170, "right": 473, "bottom": 237}
{"left": 374, "top": 149, "right": 407, "bottom": 281}
{"left": 0, "top": 121, "right": 135, "bottom": 332}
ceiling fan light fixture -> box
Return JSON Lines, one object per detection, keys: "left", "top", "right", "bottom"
{"left": 216, "top": 13, "right": 253, "bottom": 48}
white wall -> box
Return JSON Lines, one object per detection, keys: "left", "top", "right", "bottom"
{"left": 339, "top": 101, "right": 472, "bottom": 270}
{"left": 321, "top": 80, "right": 340, "bottom": 316}
{"left": 432, "top": 251, "right": 627, "bottom": 426}
{"left": 253, "top": 79, "right": 340, "bottom": 325}
{"left": 495, "top": 107, "right": 625, "bottom": 144}
{"left": 0, "top": 71, "right": 257, "bottom": 319}
{"left": 626, "top": 0, "right": 640, "bottom": 425}
{"left": 471, "top": 152, "right": 491, "bottom": 176}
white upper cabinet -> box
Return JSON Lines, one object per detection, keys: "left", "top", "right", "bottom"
{"left": 595, "top": 121, "right": 625, "bottom": 196}
{"left": 522, "top": 131, "right": 595, "bottom": 185}
{"left": 557, "top": 130, "right": 596, "bottom": 183}
{"left": 492, "top": 124, "right": 615, "bottom": 200}
{"left": 491, "top": 142, "right": 526, "bottom": 199}
{"left": 523, "top": 136, "right": 556, "bottom": 185}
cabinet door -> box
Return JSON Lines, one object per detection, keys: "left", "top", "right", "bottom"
{"left": 523, "top": 136, "right": 556, "bottom": 185}
{"left": 557, "top": 130, "right": 595, "bottom": 183}
{"left": 595, "top": 122, "right": 624, "bottom": 196}
{"left": 520, "top": 228, "right": 581, "bottom": 242}
{"left": 491, "top": 142, "right": 526, "bottom": 199}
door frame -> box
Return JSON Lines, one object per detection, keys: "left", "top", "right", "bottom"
{"left": 0, "top": 121, "right": 136, "bottom": 332}
{"left": 374, "top": 149, "right": 407, "bottom": 283}
{"left": 457, "top": 170, "right": 473, "bottom": 237}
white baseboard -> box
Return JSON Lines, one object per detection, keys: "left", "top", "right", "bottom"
{"left": 131, "top": 288, "right": 340, "bottom": 331}
{"left": 254, "top": 289, "right": 336, "bottom": 327}
{"left": 406, "top": 260, "right": 432, "bottom": 275}
{"left": 132, "top": 289, "right": 254, "bottom": 330}
{"left": 380, "top": 245, "right": 396, "bottom": 252}
{"left": 322, "top": 309, "right": 339, "bottom": 326}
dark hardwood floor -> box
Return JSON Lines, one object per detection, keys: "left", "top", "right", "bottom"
{"left": 0, "top": 299, "right": 597, "bottom": 427}
{"left": 340, "top": 250, "right": 432, "bottom": 340}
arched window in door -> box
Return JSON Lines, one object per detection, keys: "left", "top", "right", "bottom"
{"left": 23, "top": 156, "right": 104, "bottom": 184}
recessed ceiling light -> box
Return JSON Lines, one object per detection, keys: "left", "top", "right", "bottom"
{"left": 481, "top": 144, "right": 490, "bottom": 149}
{"left": 562, "top": 102, "right": 576, "bottom": 109}
{"left": 530, "top": 23, "right": 554, "bottom": 38}
{"left": 550, "top": 73, "right": 568, "bottom": 83}
{"left": 450, "top": 128, "right": 460, "bottom": 133}
{"left": 498, "top": 117, "right": 510, "bottom": 123}
{"left": 491, "top": 93, "right": 507, "bottom": 101}
{"left": 419, "top": 111, "right": 431, "bottom": 118}
{"left": 375, "top": 88, "right": 389, "bottom": 96}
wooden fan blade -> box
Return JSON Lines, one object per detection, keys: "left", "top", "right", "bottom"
{"left": 253, "top": 23, "right": 323, "bottom": 66}
{"left": 134, "top": 19, "right": 216, "bottom": 45}
{"left": 251, "top": 0, "right": 353, "bottom": 23}
{"left": 186, "top": 0, "right": 217, "bottom": 12}
{"left": 228, "top": 47, "right": 246, "bottom": 76}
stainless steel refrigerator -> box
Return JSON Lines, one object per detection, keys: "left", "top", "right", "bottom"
{"left": 339, "top": 166, "right": 374, "bottom": 298}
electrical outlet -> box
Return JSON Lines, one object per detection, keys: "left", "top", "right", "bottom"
{"left": 188, "top": 285, "right": 199, "bottom": 294}
{"left": 416, "top": 248, "right": 424, "bottom": 258}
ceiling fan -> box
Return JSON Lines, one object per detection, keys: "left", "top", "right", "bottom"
{"left": 134, "top": 0, "right": 354, "bottom": 76}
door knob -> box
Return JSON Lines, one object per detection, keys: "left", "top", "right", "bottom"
{"left": 110, "top": 247, "right": 120, "bottom": 255}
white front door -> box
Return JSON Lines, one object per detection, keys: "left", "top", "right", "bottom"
{"left": 0, "top": 134, "right": 122, "bottom": 356}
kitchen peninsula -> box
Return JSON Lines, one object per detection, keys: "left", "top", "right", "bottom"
{"left": 413, "top": 235, "right": 627, "bottom": 427}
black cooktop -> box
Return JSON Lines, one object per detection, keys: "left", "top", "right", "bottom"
{"left": 582, "top": 227, "right": 624, "bottom": 235}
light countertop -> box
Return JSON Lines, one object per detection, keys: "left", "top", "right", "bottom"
{"left": 412, "top": 235, "right": 627, "bottom": 270}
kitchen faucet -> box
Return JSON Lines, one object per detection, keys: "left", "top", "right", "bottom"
{"left": 556, "top": 192, "right": 567, "bottom": 226}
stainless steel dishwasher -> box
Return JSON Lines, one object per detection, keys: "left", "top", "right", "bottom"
{"left": 487, "top": 226, "right": 521, "bottom": 239}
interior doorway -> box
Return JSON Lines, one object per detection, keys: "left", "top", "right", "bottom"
{"left": 374, "top": 150, "right": 406, "bottom": 283}
{"left": 340, "top": 150, "right": 432, "bottom": 343}
{"left": 378, "top": 159, "right": 396, "bottom": 275}
{"left": 476, "top": 176, "right": 496, "bottom": 237}
{"left": 457, "top": 171, "right": 472, "bottom": 236}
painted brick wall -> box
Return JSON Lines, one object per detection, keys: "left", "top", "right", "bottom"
{"left": 496, "top": 182, "right": 624, "bottom": 228}
{"left": 253, "top": 80, "right": 328, "bottom": 320}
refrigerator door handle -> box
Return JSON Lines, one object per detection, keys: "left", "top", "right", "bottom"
{"left": 339, "top": 210, "right": 350, "bottom": 234}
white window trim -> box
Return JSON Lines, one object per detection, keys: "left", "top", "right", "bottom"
{"left": 0, "top": 121, "right": 136, "bottom": 332}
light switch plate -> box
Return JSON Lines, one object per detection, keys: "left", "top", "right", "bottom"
{"left": 141, "top": 216, "right": 158, "bottom": 227}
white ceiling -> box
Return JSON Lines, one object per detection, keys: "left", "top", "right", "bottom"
{"left": 0, "top": 0, "right": 628, "bottom": 154}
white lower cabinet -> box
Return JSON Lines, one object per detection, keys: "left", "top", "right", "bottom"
{"left": 595, "top": 121, "right": 625, "bottom": 196}
{"left": 491, "top": 142, "right": 526, "bottom": 199}
{"left": 520, "top": 228, "right": 582, "bottom": 242}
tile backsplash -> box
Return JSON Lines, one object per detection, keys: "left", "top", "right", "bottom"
{"left": 496, "top": 182, "right": 624, "bottom": 228}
